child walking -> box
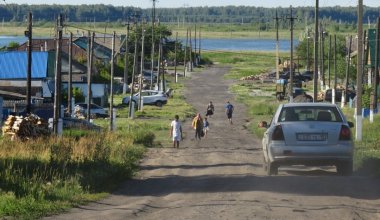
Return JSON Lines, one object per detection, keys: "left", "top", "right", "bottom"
{"left": 203, "top": 117, "right": 210, "bottom": 137}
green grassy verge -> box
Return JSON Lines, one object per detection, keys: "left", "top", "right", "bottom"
{"left": 0, "top": 72, "right": 195, "bottom": 218}
{"left": 341, "top": 108, "right": 380, "bottom": 175}
{"left": 203, "top": 50, "right": 380, "bottom": 175}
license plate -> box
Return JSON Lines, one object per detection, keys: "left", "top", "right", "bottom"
{"left": 296, "top": 133, "right": 328, "bottom": 141}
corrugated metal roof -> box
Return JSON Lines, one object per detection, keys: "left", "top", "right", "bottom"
{"left": 74, "top": 37, "right": 111, "bottom": 60}
{"left": 0, "top": 51, "right": 48, "bottom": 79}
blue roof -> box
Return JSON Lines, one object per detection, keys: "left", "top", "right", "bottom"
{"left": 0, "top": 51, "right": 48, "bottom": 79}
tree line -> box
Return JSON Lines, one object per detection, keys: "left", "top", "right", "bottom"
{"left": 0, "top": 4, "right": 379, "bottom": 26}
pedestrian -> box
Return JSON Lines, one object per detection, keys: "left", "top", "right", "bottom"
{"left": 225, "top": 101, "right": 234, "bottom": 124}
{"left": 170, "top": 115, "right": 183, "bottom": 148}
{"left": 205, "top": 101, "right": 215, "bottom": 117}
{"left": 192, "top": 113, "right": 204, "bottom": 140}
{"left": 203, "top": 117, "right": 210, "bottom": 137}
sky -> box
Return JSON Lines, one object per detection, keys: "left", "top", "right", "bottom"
{"left": 3, "top": 0, "right": 380, "bottom": 8}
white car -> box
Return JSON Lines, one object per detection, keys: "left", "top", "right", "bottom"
{"left": 260, "top": 103, "right": 354, "bottom": 176}
{"left": 122, "top": 90, "right": 168, "bottom": 107}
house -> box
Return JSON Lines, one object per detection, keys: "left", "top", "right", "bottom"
{"left": 0, "top": 51, "right": 89, "bottom": 100}
{"left": 16, "top": 36, "right": 123, "bottom": 67}
{"left": 17, "top": 38, "right": 87, "bottom": 64}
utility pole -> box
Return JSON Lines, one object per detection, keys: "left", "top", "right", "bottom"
{"left": 333, "top": 35, "right": 337, "bottom": 105}
{"left": 174, "top": 32, "right": 178, "bottom": 83}
{"left": 157, "top": 35, "right": 162, "bottom": 91}
{"left": 86, "top": 32, "right": 94, "bottom": 122}
{"left": 53, "top": 14, "right": 63, "bottom": 134}
{"left": 129, "top": 21, "right": 138, "bottom": 118}
{"left": 328, "top": 35, "right": 331, "bottom": 89}
{"left": 26, "top": 12, "right": 32, "bottom": 114}
{"left": 306, "top": 29, "right": 310, "bottom": 71}
{"left": 287, "top": 6, "right": 296, "bottom": 102}
{"left": 151, "top": 0, "right": 156, "bottom": 90}
{"left": 194, "top": 23, "right": 197, "bottom": 66}
{"left": 68, "top": 32, "right": 73, "bottom": 116}
{"left": 372, "top": 17, "right": 380, "bottom": 123}
{"left": 189, "top": 28, "right": 193, "bottom": 72}
{"left": 109, "top": 31, "right": 115, "bottom": 131}
{"left": 344, "top": 36, "right": 352, "bottom": 106}
{"left": 123, "top": 22, "right": 130, "bottom": 95}
{"left": 274, "top": 9, "right": 281, "bottom": 80}
{"left": 313, "top": 0, "right": 319, "bottom": 102}
{"left": 356, "top": 0, "right": 363, "bottom": 141}
{"left": 183, "top": 28, "right": 188, "bottom": 77}
{"left": 139, "top": 24, "right": 146, "bottom": 110}
{"left": 320, "top": 23, "right": 325, "bottom": 89}
{"left": 161, "top": 39, "right": 166, "bottom": 93}
{"left": 199, "top": 25, "right": 201, "bottom": 62}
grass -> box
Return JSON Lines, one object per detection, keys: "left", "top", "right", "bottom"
{"left": 0, "top": 132, "right": 146, "bottom": 219}
{"left": 342, "top": 108, "right": 380, "bottom": 175}
{"left": 202, "top": 50, "right": 380, "bottom": 175}
{"left": 0, "top": 71, "right": 195, "bottom": 218}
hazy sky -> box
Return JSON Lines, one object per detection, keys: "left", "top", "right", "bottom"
{"left": 3, "top": 0, "right": 379, "bottom": 8}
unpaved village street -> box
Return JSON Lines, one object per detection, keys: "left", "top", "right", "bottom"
{"left": 47, "top": 66, "right": 380, "bottom": 220}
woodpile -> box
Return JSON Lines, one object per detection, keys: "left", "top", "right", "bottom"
{"left": 240, "top": 71, "right": 275, "bottom": 82}
{"left": 240, "top": 75, "right": 260, "bottom": 80}
{"left": 2, "top": 114, "right": 50, "bottom": 140}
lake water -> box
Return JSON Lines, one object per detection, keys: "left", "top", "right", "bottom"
{"left": 190, "top": 38, "right": 298, "bottom": 52}
{"left": 0, "top": 36, "right": 28, "bottom": 47}
{"left": 0, "top": 36, "right": 298, "bottom": 52}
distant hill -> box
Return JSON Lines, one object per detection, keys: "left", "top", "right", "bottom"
{"left": 0, "top": 4, "right": 379, "bottom": 25}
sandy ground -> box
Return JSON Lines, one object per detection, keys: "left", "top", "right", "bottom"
{"left": 46, "top": 66, "right": 380, "bottom": 220}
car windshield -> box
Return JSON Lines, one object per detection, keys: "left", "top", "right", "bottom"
{"left": 279, "top": 106, "right": 343, "bottom": 122}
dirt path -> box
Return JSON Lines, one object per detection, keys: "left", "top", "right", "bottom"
{"left": 47, "top": 66, "right": 380, "bottom": 220}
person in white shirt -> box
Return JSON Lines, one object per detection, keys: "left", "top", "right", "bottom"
{"left": 170, "top": 115, "right": 183, "bottom": 148}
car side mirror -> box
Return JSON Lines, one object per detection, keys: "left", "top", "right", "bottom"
{"left": 348, "top": 121, "right": 354, "bottom": 128}
{"left": 258, "top": 121, "right": 268, "bottom": 128}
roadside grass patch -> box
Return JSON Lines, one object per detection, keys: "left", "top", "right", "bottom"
{"left": 0, "top": 131, "right": 145, "bottom": 219}
{"left": 352, "top": 114, "right": 380, "bottom": 175}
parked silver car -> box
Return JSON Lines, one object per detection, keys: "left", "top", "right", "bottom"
{"left": 122, "top": 90, "right": 168, "bottom": 107}
{"left": 260, "top": 103, "right": 354, "bottom": 176}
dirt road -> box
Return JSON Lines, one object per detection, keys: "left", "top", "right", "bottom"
{"left": 47, "top": 66, "right": 380, "bottom": 220}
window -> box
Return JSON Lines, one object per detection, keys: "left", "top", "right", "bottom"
{"left": 279, "top": 106, "right": 343, "bottom": 122}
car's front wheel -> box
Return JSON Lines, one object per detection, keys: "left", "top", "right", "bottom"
{"left": 336, "top": 161, "right": 353, "bottom": 176}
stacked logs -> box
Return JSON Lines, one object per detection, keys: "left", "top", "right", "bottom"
{"left": 2, "top": 114, "right": 50, "bottom": 140}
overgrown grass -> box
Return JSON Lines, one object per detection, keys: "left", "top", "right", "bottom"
{"left": 0, "top": 131, "right": 147, "bottom": 219}
{"left": 203, "top": 50, "right": 380, "bottom": 175}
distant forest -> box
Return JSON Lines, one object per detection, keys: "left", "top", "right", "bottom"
{"left": 0, "top": 4, "right": 379, "bottom": 25}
